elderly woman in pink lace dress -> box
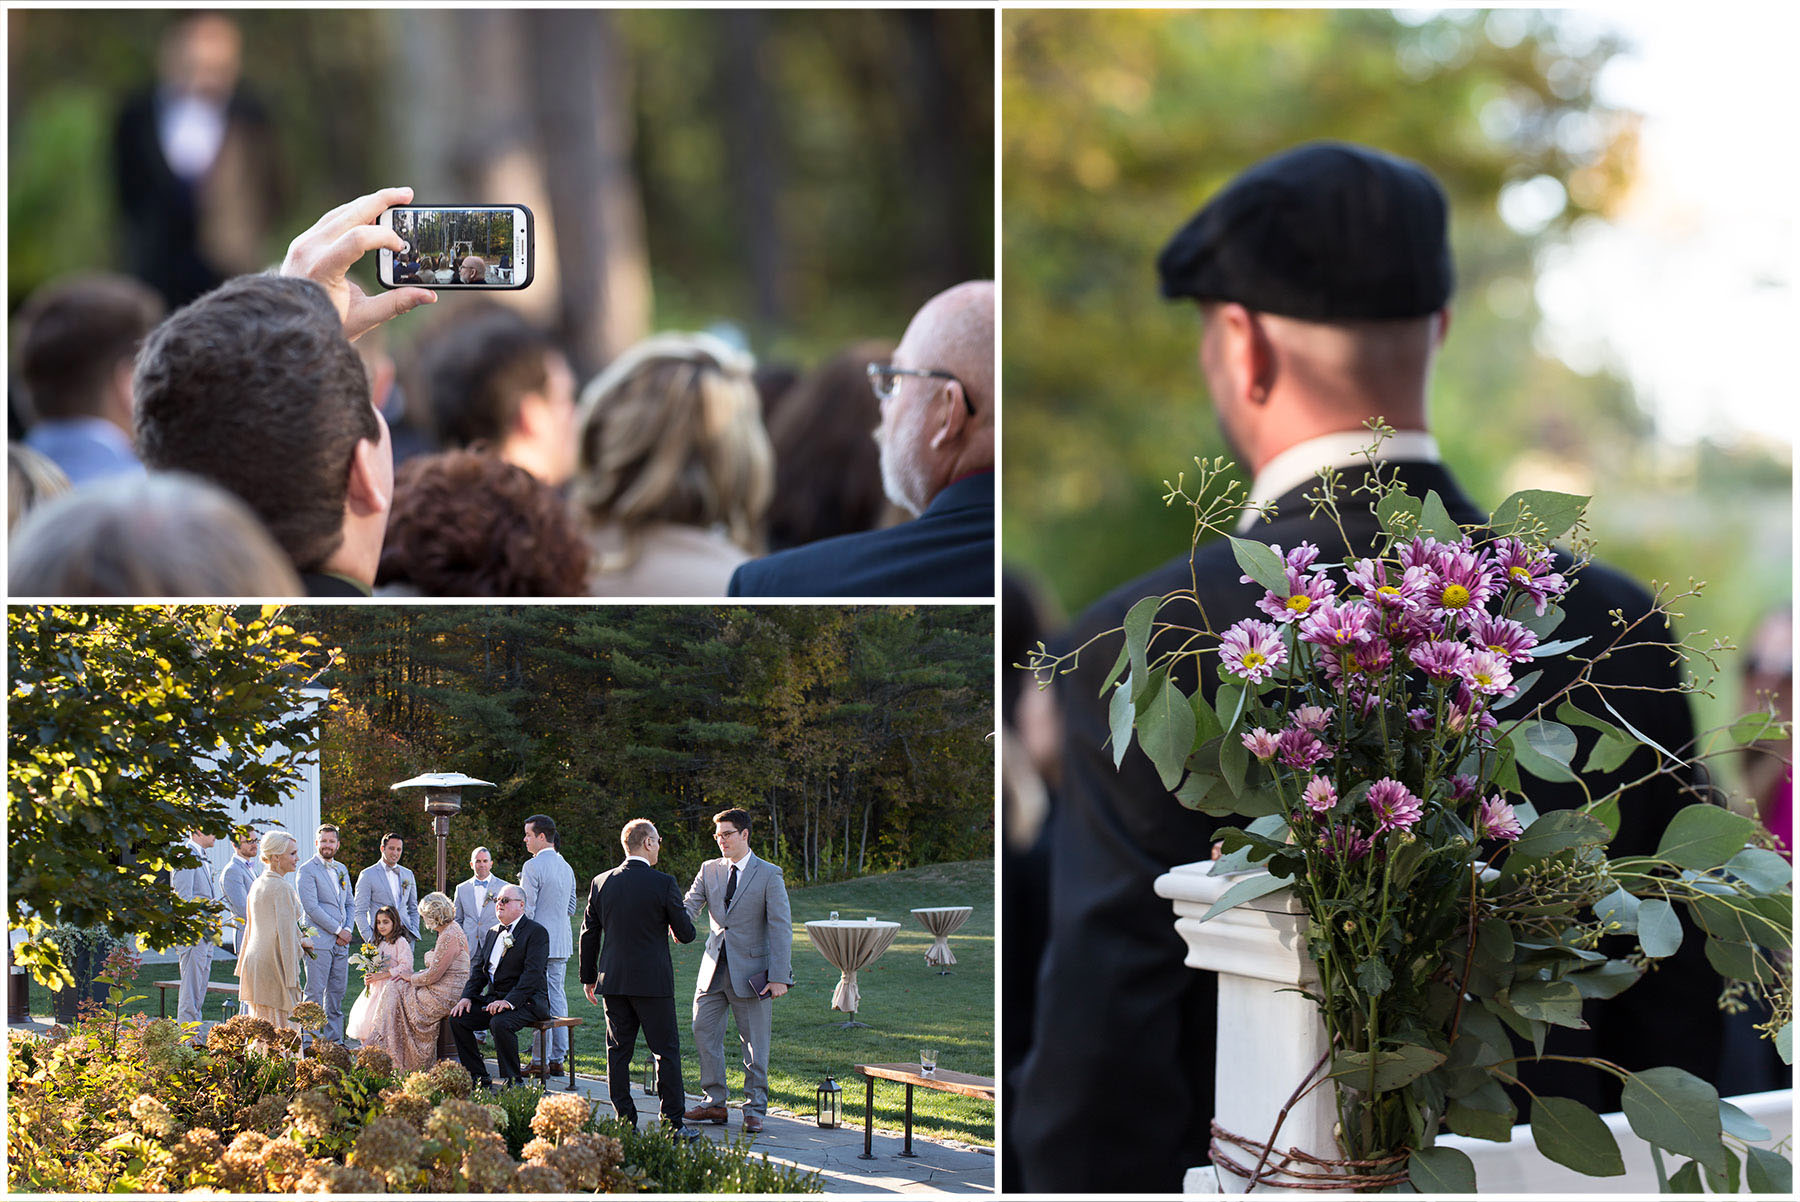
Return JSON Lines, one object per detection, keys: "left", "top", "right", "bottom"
{"left": 364, "top": 890, "right": 471, "bottom": 1074}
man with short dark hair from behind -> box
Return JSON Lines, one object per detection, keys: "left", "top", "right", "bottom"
{"left": 17, "top": 274, "right": 164, "bottom": 486}
{"left": 133, "top": 187, "right": 435, "bottom": 595}
{"left": 421, "top": 305, "right": 579, "bottom": 488}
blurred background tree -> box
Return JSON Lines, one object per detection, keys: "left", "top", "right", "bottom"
{"left": 1002, "top": 9, "right": 1789, "bottom": 753}
{"left": 7, "top": 8, "right": 992, "bottom": 376}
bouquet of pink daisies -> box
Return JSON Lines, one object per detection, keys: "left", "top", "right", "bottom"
{"left": 1030, "top": 434, "right": 1791, "bottom": 1189}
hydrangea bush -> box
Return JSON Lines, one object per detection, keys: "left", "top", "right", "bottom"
{"left": 8, "top": 1011, "right": 821, "bottom": 1193}
{"left": 1029, "top": 429, "right": 1793, "bottom": 1191}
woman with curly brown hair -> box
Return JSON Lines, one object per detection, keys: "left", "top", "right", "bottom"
{"left": 572, "top": 332, "right": 774, "bottom": 596}
{"left": 374, "top": 449, "right": 589, "bottom": 596}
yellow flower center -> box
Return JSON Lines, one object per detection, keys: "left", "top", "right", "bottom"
{"left": 1376, "top": 585, "right": 1400, "bottom": 597}
{"left": 1487, "top": 643, "right": 1508, "bottom": 655}
{"left": 1440, "top": 583, "right": 1471, "bottom": 609}
{"left": 1510, "top": 565, "right": 1533, "bottom": 582}
{"left": 1285, "top": 594, "right": 1313, "bottom": 613}
{"left": 1241, "top": 651, "right": 1267, "bottom": 670}
{"left": 1473, "top": 670, "right": 1493, "bottom": 687}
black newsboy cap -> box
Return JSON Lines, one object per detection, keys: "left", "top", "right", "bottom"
{"left": 1157, "top": 141, "right": 1454, "bottom": 320}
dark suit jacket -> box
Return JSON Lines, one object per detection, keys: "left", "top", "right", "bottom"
{"left": 578, "top": 859, "right": 697, "bottom": 997}
{"left": 463, "top": 915, "right": 550, "bottom": 1015}
{"left": 1012, "top": 460, "right": 1721, "bottom": 1193}
{"left": 728, "top": 471, "right": 993, "bottom": 598}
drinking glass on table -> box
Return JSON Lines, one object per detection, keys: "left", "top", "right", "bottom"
{"left": 920, "top": 1048, "right": 937, "bottom": 1077}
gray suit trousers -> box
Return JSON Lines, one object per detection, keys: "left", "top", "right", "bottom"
{"left": 176, "top": 941, "right": 215, "bottom": 1025}
{"left": 692, "top": 954, "right": 772, "bottom": 1114}
{"left": 305, "top": 939, "right": 351, "bottom": 1042}
{"left": 544, "top": 956, "right": 571, "bottom": 1061}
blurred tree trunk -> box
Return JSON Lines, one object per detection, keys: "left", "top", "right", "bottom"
{"left": 899, "top": 11, "right": 975, "bottom": 291}
{"left": 717, "top": 9, "right": 785, "bottom": 332}
{"left": 524, "top": 8, "right": 651, "bottom": 375}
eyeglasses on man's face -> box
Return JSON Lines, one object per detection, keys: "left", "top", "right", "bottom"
{"left": 866, "top": 363, "right": 972, "bottom": 415}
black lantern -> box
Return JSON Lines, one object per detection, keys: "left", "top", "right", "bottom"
{"left": 816, "top": 1076, "right": 842, "bottom": 1128}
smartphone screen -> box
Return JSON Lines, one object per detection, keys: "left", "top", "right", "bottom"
{"left": 377, "top": 204, "right": 533, "bottom": 290}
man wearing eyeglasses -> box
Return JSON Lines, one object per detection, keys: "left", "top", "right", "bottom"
{"left": 728, "top": 280, "right": 994, "bottom": 598}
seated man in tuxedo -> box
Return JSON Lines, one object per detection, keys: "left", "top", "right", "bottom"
{"left": 448, "top": 884, "right": 549, "bottom": 1088}
{"left": 579, "top": 819, "right": 698, "bottom": 1136}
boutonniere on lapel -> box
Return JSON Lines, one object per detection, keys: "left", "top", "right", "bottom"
{"left": 500, "top": 930, "right": 516, "bottom": 954}
{"left": 486, "top": 887, "right": 500, "bottom": 906}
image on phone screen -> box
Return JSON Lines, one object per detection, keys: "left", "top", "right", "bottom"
{"left": 379, "top": 205, "right": 532, "bottom": 290}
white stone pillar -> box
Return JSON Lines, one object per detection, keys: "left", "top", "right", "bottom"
{"left": 1154, "top": 861, "right": 1336, "bottom": 1194}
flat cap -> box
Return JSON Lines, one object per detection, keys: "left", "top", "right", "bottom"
{"left": 1157, "top": 141, "right": 1454, "bottom": 320}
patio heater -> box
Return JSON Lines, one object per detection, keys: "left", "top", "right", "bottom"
{"left": 389, "top": 772, "right": 495, "bottom": 895}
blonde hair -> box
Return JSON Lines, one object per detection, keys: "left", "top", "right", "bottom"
{"left": 259, "top": 830, "right": 298, "bottom": 863}
{"left": 8, "top": 443, "right": 70, "bottom": 533}
{"left": 572, "top": 332, "right": 773, "bottom": 571}
{"left": 419, "top": 891, "right": 455, "bottom": 930}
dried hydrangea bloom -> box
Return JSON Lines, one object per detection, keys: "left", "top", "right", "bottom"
{"left": 355, "top": 1045, "right": 395, "bottom": 1079}
{"left": 522, "top": 1136, "right": 557, "bottom": 1162}
{"left": 350, "top": 1114, "right": 423, "bottom": 1187}
{"left": 289, "top": 1001, "right": 327, "bottom": 1032}
{"left": 379, "top": 1086, "right": 433, "bottom": 1130}
{"left": 427, "top": 1058, "right": 475, "bottom": 1098}
{"left": 530, "top": 1091, "right": 594, "bottom": 1142}
{"left": 255, "top": 1136, "right": 312, "bottom": 1193}
{"left": 460, "top": 1130, "right": 519, "bottom": 1193}
{"left": 130, "top": 1093, "right": 181, "bottom": 1140}
{"left": 296, "top": 1160, "right": 384, "bottom": 1194}
{"left": 514, "top": 1163, "right": 570, "bottom": 1192}
{"left": 310, "top": 1038, "right": 354, "bottom": 1071}
{"left": 287, "top": 1088, "right": 337, "bottom": 1141}
{"left": 426, "top": 1096, "right": 500, "bottom": 1144}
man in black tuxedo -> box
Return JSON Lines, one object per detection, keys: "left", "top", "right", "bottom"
{"left": 449, "top": 884, "right": 549, "bottom": 1088}
{"left": 579, "top": 819, "right": 698, "bottom": 1136}
{"left": 1011, "top": 142, "right": 1724, "bottom": 1192}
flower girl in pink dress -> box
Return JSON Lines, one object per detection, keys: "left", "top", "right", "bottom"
{"left": 346, "top": 905, "right": 411, "bottom": 1042}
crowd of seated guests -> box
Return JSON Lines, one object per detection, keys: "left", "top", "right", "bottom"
{"left": 5, "top": 191, "right": 992, "bottom": 599}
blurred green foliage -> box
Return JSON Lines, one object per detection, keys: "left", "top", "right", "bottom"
{"left": 1001, "top": 9, "right": 1789, "bottom": 757}
{"left": 7, "top": 9, "right": 991, "bottom": 365}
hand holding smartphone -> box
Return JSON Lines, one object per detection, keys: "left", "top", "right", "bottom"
{"left": 377, "top": 204, "right": 534, "bottom": 290}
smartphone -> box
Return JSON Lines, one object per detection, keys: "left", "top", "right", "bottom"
{"left": 377, "top": 204, "right": 534, "bottom": 290}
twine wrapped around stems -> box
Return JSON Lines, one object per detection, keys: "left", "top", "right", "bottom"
{"left": 1209, "top": 1121, "right": 1411, "bottom": 1191}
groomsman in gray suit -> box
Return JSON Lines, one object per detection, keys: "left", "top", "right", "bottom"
{"left": 219, "top": 828, "right": 264, "bottom": 959}
{"left": 355, "top": 833, "right": 421, "bottom": 943}
{"left": 454, "top": 846, "right": 511, "bottom": 951}
{"left": 519, "top": 814, "right": 577, "bottom": 1075}
{"left": 683, "top": 808, "right": 793, "bottom": 1134}
{"left": 297, "top": 823, "right": 357, "bottom": 1042}
{"left": 171, "top": 829, "right": 223, "bottom": 1031}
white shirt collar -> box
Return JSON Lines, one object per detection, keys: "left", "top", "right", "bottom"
{"left": 1237, "top": 430, "right": 1440, "bottom": 533}
{"left": 626, "top": 854, "right": 650, "bottom": 866}
{"left": 726, "top": 850, "right": 752, "bottom": 868}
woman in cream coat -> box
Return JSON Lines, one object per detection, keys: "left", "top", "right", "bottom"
{"left": 235, "top": 830, "right": 313, "bottom": 1027}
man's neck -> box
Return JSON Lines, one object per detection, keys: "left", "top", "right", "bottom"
{"left": 727, "top": 849, "right": 751, "bottom": 866}
{"left": 473, "top": 872, "right": 490, "bottom": 882}
{"left": 1238, "top": 429, "right": 1440, "bottom": 533}
{"left": 626, "top": 854, "right": 650, "bottom": 866}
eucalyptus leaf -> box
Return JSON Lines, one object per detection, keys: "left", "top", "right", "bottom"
{"left": 1777, "top": 1022, "right": 1793, "bottom": 1065}
{"left": 1139, "top": 674, "right": 1198, "bottom": 791}
{"left": 1492, "top": 669, "right": 1542, "bottom": 711}
{"left": 1668, "top": 1160, "right": 1703, "bottom": 1193}
{"left": 1199, "top": 871, "right": 1291, "bottom": 923}
{"left": 1746, "top": 1146, "right": 1793, "bottom": 1193}
{"left": 1330, "top": 1043, "right": 1446, "bottom": 1093}
{"left": 1108, "top": 679, "right": 1135, "bottom": 770}
{"left": 1175, "top": 772, "right": 1225, "bottom": 813}
{"left": 1724, "top": 847, "right": 1792, "bottom": 894}
{"left": 1728, "top": 709, "right": 1784, "bottom": 746}
{"left": 1123, "top": 595, "right": 1159, "bottom": 701}
{"left": 1593, "top": 886, "right": 1639, "bottom": 934}
{"left": 1507, "top": 977, "right": 1586, "bottom": 1028}
{"left": 1215, "top": 681, "right": 1247, "bottom": 735}
{"left": 1637, "top": 898, "right": 1682, "bottom": 959}
{"left": 1621, "top": 1067, "right": 1725, "bottom": 1176}
{"left": 1513, "top": 717, "right": 1579, "bottom": 783}
{"left": 1490, "top": 488, "right": 1588, "bottom": 541}
{"left": 1531, "top": 1096, "right": 1624, "bottom": 1176}
{"left": 1220, "top": 726, "right": 1249, "bottom": 797}
{"left": 1097, "top": 641, "right": 1130, "bottom": 698}
{"left": 1704, "top": 938, "right": 1771, "bottom": 982}
{"left": 1509, "top": 809, "right": 1610, "bottom": 862}
{"left": 1702, "top": 1150, "right": 1741, "bottom": 1196}
{"left": 1655, "top": 805, "right": 1756, "bottom": 870}
{"left": 1569, "top": 959, "right": 1642, "bottom": 1000}
{"left": 1691, "top": 892, "right": 1790, "bottom": 949}
{"left": 1521, "top": 603, "right": 1566, "bottom": 639}
{"left": 1408, "top": 1146, "right": 1477, "bottom": 1193}
{"left": 1717, "top": 1098, "right": 1772, "bottom": 1143}
{"left": 1228, "top": 537, "right": 1290, "bottom": 597}
{"left": 1445, "top": 1100, "right": 1514, "bottom": 1142}
{"left": 1418, "top": 490, "right": 1463, "bottom": 542}
{"left": 1190, "top": 689, "right": 1225, "bottom": 749}
{"left": 1377, "top": 489, "right": 1423, "bottom": 537}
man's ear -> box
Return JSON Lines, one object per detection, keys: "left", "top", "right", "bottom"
{"left": 927, "top": 380, "right": 970, "bottom": 450}
{"left": 346, "top": 437, "right": 389, "bottom": 518}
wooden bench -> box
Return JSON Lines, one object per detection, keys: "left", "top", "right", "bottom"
{"left": 854, "top": 1062, "right": 995, "bottom": 1159}
{"left": 525, "top": 1016, "right": 585, "bottom": 1091}
{"left": 152, "top": 980, "right": 240, "bottom": 1019}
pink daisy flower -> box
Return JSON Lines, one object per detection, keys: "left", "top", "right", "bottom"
{"left": 1298, "top": 598, "right": 1376, "bottom": 651}
{"left": 1303, "top": 775, "right": 1338, "bottom": 813}
{"left": 1449, "top": 774, "right": 1479, "bottom": 801}
{"left": 1257, "top": 570, "right": 1338, "bottom": 625}
{"left": 1347, "top": 559, "right": 1435, "bottom": 614}
{"left": 1219, "top": 619, "right": 1287, "bottom": 684}
{"left": 1409, "top": 639, "right": 1472, "bottom": 681}
{"left": 1406, "top": 707, "right": 1432, "bottom": 731}
{"left": 1493, "top": 539, "right": 1569, "bottom": 617}
{"left": 1463, "top": 648, "right": 1514, "bottom": 697}
{"left": 1292, "top": 704, "right": 1335, "bottom": 733}
{"left": 1429, "top": 546, "right": 1498, "bottom": 624}
{"left": 1320, "top": 824, "right": 1372, "bottom": 862}
{"left": 1276, "top": 726, "right": 1333, "bottom": 771}
{"left": 1367, "top": 777, "right": 1425, "bottom": 833}
{"left": 1241, "top": 726, "right": 1280, "bottom": 761}
{"left": 1476, "top": 794, "right": 1524, "bottom": 841}
{"left": 1398, "top": 535, "right": 1456, "bottom": 576}
{"left": 1467, "top": 611, "right": 1538, "bottom": 663}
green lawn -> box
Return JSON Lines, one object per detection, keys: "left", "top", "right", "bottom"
{"left": 30, "top": 859, "right": 995, "bottom": 1146}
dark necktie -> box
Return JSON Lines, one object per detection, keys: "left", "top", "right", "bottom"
{"left": 725, "top": 864, "right": 739, "bottom": 907}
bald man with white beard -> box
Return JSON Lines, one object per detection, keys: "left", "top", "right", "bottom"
{"left": 728, "top": 280, "right": 994, "bottom": 597}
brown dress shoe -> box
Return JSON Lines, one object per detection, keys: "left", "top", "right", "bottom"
{"left": 684, "top": 1104, "right": 729, "bottom": 1125}
{"left": 743, "top": 1112, "right": 764, "bottom": 1133}
{"left": 545, "top": 1061, "right": 564, "bottom": 1077}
